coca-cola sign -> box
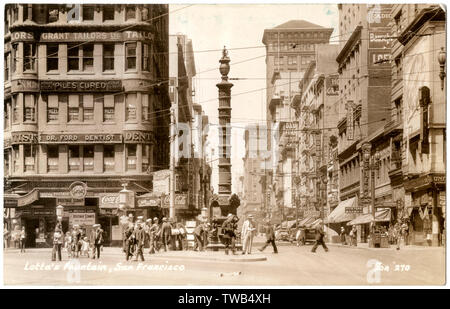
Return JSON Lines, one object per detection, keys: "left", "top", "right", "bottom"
{"left": 99, "top": 193, "right": 120, "bottom": 209}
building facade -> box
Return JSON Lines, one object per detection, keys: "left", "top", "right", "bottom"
{"left": 4, "top": 4, "right": 170, "bottom": 247}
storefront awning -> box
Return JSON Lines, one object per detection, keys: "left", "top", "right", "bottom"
{"left": 325, "top": 197, "right": 356, "bottom": 224}
{"left": 306, "top": 218, "right": 323, "bottom": 229}
{"left": 347, "top": 209, "right": 391, "bottom": 226}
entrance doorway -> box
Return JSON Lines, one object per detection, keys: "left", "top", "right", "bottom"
{"left": 24, "top": 218, "right": 39, "bottom": 248}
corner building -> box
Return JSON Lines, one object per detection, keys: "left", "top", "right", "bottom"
{"left": 4, "top": 4, "right": 170, "bottom": 247}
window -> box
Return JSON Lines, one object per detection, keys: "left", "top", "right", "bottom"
{"left": 13, "top": 5, "right": 19, "bottom": 22}
{"left": 104, "top": 145, "right": 115, "bottom": 171}
{"left": 82, "top": 44, "right": 94, "bottom": 71}
{"left": 103, "top": 44, "right": 115, "bottom": 71}
{"left": 104, "top": 94, "right": 118, "bottom": 122}
{"left": 4, "top": 99, "right": 10, "bottom": 129}
{"left": 47, "top": 44, "right": 59, "bottom": 71}
{"left": 142, "top": 145, "right": 150, "bottom": 172}
{"left": 126, "top": 144, "right": 137, "bottom": 170}
{"left": 47, "top": 95, "right": 59, "bottom": 122}
{"left": 125, "top": 93, "right": 137, "bottom": 121}
{"left": 83, "top": 95, "right": 94, "bottom": 121}
{"left": 12, "top": 95, "right": 19, "bottom": 123}
{"left": 126, "top": 5, "right": 136, "bottom": 20}
{"left": 23, "top": 43, "right": 36, "bottom": 71}
{"left": 24, "top": 94, "right": 36, "bottom": 122}
{"left": 68, "top": 95, "right": 80, "bottom": 122}
{"left": 125, "top": 43, "right": 137, "bottom": 70}
{"left": 103, "top": 5, "right": 115, "bottom": 21}
{"left": 142, "top": 43, "right": 151, "bottom": 71}
{"left": 395, "top": 97, "right": 403, "bottom": 123}
{"left": 288, "top": 56, "right": 297, "bottom": 65}
{"left": 24, "top": 145, "right": 35, "bottom": 172}
{"left": 68, "top": 146, "right": 80, "bottom": 172}
{"left": 13, "top": 145, "right": 19, "bottom": 172}
{"left": 47, "top": 145, "right": 59, "bottom": 172}
{"left": 83, "top": 146, "right": 94, "bottom": 171}
{"left": 4, "top": 150, "right": 10, "bottom": 176}
{"left": 68, "top": 44, "right": 79, "bottom": 71}
{"left": 142, "top": 94, "right": 150, "bottom": 121}
{"left": 141, "top": 6, "right": 149, "bottom": 21}
{"left": 11, "top": 44, "right": 17, "bottom": 73}
{"left": 395, "top": 56, "right": 402, "bottom": 80}
{"left": 4, "top": 54, "right": 9, "bottom": 81}
{"left": 83, "top": 5, "right": 95, "bottom": 21}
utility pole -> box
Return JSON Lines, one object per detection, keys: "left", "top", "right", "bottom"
{"left": 169, "top": 85, "right": 178, "bottom": 221}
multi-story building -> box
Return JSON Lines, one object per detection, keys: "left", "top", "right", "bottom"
{"left": 262, "top": 21, "right": 333, "bottom": 222}
{"left": 242, "top": 123, "right": 266, "bottom": 223}
{"left": 331, "top": 4, "right": 393, "bottom": 242}
{"left": 395, "top": 5, "right": 446, "bottom": 246}
{"left": 168, "top": 34, "right": 205, "bottom": 221}
{"left": 3, "top": 4, "right": 170, "bottom": 247}
{"left": 293, "top": 44, "right": 340, "bottom": 224}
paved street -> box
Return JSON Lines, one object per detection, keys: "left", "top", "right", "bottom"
{"left": 3, "top": 244, "right": 445, "bottom": 286}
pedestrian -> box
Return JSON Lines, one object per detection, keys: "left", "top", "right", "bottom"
{"left": 176, "top": 222, "right": 187, "bottom": 251}
{"left": 295, "top": 228, "right": 305, "bottom": 246}
{"left": 124, "top": 224, "right": 135, "bottom": 261}
{"left": 133, "top": 223, "right": 146, "bottom": 261}
{"left": 241, "top": 215, "right": 256, "bottom": 255}
{"left": 64, "top": 232, "right": 72, "bottom": 258}
{"left": 401, "top": 221, "right": 409, "bottom": 246}
{"left": 144, "top": 218, "right": 152, "bottom": 249}
{"left": 52, "top": 227, "right": 63, "bottom": 261}
{"left": 4, "top": 226, "right": 10, "bottom": 249}
{"left": 161, "top": 217, "right": 172, "bottom": 252}
{"left": 340, "top": 226, "right": 347, "bottom": 245}
{"left": 394, "top": 221, "right": 401, "bottom": 250}
{"left": 149, "top": 217, "right": 160, "bottom": 254}
{"left": 350, "top": 225, "right": 357, "bottom": 246}
{"left": 81, "top": 237, "right": 90, "bottom": 258}
{"left": 311, "top": 224, "right": 329, "bottom": 253}
{"left": 222, "top": 214, "right": 238, "bottom": 255}
{"left": 90, "top": 224, "right": 103, "bottom": 259}
{"left": 203, "top": 223, "right": 211, "bottom": 249}
{"left": 193, "top": 222, "right": 205, "bottom": 251}
{"left": 259, "top": 220, "right": 278, "bottom": 254}
{"left": 19, "top": 226, "right": 26, "bottom": 253}
{"left": 71, "top": 225, "right": 82, "bottom": 258}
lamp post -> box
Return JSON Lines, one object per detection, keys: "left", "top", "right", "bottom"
{"left": 56, "top": 205, "right": 64, "bottom": 230}
{"left": 438, "top": 47, "right": 446, "bottom": 91}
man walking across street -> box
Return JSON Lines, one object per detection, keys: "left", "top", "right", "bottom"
{"left": 52, "top": 227, "right": 63, "bottom": 261}
{"left": 311, "top": 223, "right": 328, "bottom": 253}
{"left": 90, "top": 224, "right": 104, "bottom": 259}
{"left": 124, "top": 224, "right": 135, "bottom": 261}
{"left": 193, "top": 222, "right": 205, "bottom": 251}
{"left": 222, "top": 214, "right": 238, "bottom": 255}
{"left": 149, "top": 217, "right": 160, "bottom": 254}
{"left": 259, "top": 220, "right": 278, "bottom": 254}
{"left": 161, "top": 217, "right": 172, "bottom": 252}
{"left": 133, "top": 223, "right": 146, "bottom": 261}
{"left": 241, "top": 215, "right": 256, "bottom": 255}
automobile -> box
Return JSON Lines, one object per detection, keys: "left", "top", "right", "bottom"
{"left": 275, "top": 226, "right": 290, "bottom": 241}
{"left": 294, "top": 227, "right": 316, "bottom": 245}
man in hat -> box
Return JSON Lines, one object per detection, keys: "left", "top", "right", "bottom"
{"left": 133, "top": 223, "right": 146, "bottom": 261}
{"left": 161, "top": 217, "right": 172, "bottom": 252}
{"left": 222, "top": 214, "right": 238, "bottom": 255}
{"left": 124, "top": 222, "right": 136, "bottom": 261}
{"left": 193, "top": 221, "right": 205, "bottom": 251}
{"left": 311, "top": 223, "right": 328, "bottom": 253}
{"left": 259, "top": 220, "right": 278, "bottom": 254}
{"left": 90, "top": 224, "right": 104, "bottom": 259}
{"left": 241, "top": 214, "right": 256, "bottom": 255}
{"left": 149, "top": 217, "right": 160, "bottom": 254}
{"left": 144, "top": 218, "right": 152, "bottom": 249}
{"left": 71, "top": 224, "right": 82, "bottom": 258}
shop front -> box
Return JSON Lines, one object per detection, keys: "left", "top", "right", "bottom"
{"left": 404, "top": 174, "right": 445, "bottom": 246}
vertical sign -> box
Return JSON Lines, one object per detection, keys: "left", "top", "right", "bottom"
{"left": 346, "top": 101, "right": 354, "bottom": 141}
{"left": 361, "top": 143, "right": 372, "bottom": 208}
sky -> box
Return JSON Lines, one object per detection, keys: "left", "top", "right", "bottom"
{"left": 169, "top": 4, "right": 339, "bottom": 194}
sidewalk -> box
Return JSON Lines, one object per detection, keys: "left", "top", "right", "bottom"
{"left": 326, "top": 242, "right": 445, "bottom": 251}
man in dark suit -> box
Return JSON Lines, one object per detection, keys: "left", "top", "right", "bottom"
{"left": 259, "top": 220, "right": 278, "bottom": 253}
{"left": 161, "top": 217, "right": 172, "bottom": 252}
{"left": 311, "top": 224, "right": 329, "bottom": 253}
{"left": 124, "top": 224, "right": 135, "bottom": 261}
{"left": 222, "top": 214, "right": 238, "bottom": 255}
{"left": 90, "top": 224, "right": 104, "bottom": 259}
{"left": 133, "top": 223, "right": 146, "bottom": 261}
{"left": 193, "top": 222, "right": 205, "bottom": 251}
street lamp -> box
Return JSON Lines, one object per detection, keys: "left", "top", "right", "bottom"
{"left": 56, "top": 205, "right": 64, "bottom": 229}
{"left": 438, "top": 47, "right": 446, "bottom": 90}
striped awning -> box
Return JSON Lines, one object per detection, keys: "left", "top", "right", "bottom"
{"left": 347, "top": 209, "right": 391, "bottom": 226}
